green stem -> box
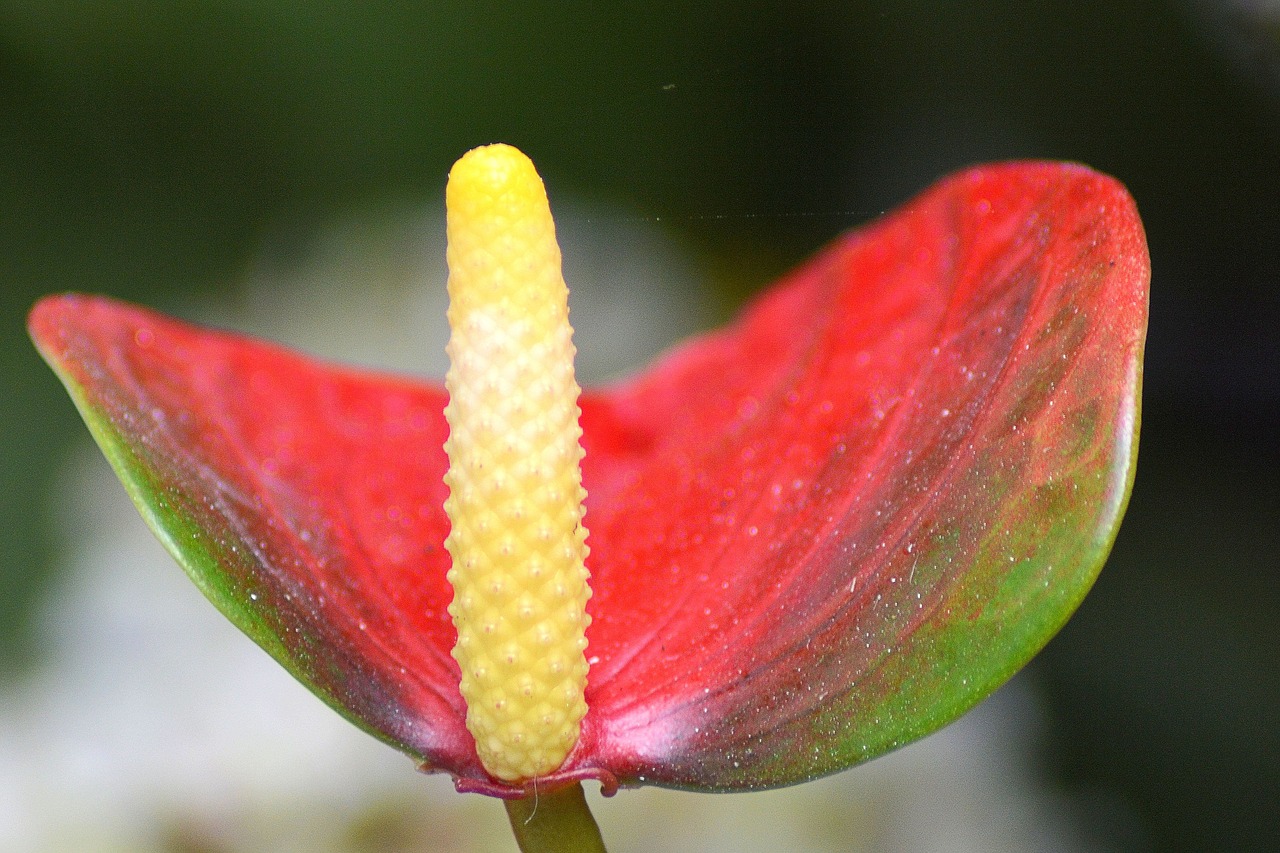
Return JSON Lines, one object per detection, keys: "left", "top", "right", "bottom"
{"left": 503, "top": 782, "right": 608, "bottom": 853}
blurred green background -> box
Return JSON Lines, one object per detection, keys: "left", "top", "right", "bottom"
{"left": 2, "top": 1, "right": 1276, "bottom": 850}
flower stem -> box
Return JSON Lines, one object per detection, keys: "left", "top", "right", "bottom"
{"left": 503, "top": 782, "right": 608, "bottom": 853}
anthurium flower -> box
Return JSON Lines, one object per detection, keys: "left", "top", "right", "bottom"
{"left": 28, "top": 147, "right": 1147, "bottom": 823}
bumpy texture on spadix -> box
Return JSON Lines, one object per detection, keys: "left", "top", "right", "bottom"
{"left": 442, "top": 144, "right": 592, "bottom": 782}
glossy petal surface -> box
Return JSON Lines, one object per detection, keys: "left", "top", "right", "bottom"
{"left": 29, "top": 161, "right": 1148, "bottom": 795}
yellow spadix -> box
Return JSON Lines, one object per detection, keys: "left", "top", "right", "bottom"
{"left": 442, "top": 144, "right": 591, "bottom": 783}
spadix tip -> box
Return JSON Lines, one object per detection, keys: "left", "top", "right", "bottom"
{"left": 447, "top": 144, "right": 547, "bottom": 214}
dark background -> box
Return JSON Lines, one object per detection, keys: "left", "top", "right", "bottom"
{"left": 2, "top": 2, "right": 1276, "bottom": 850}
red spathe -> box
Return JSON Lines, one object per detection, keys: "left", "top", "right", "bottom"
{"left": 29, "top": 161, "right": 1149, "bottom": 797}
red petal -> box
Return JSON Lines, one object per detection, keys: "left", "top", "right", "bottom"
{"left": 571, "top": 161, "right": 1147, "bottom": 788}
{"left": 29, "top": 296, "right": 479, "bottom": 777}
{"left": 29, "top": 160, "right": 1147, "bottom": 795}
